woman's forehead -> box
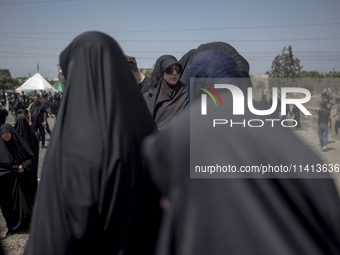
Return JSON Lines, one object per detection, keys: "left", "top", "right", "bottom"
{"left": 168, "top": 63, "right": 180, "bottom": 68}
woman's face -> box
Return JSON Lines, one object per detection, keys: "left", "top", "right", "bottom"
{"left": 163, "top": 64, "right": 181, "bottom": 85}
{"left": 1, "top": 131, "right": 12, "bottom": 142}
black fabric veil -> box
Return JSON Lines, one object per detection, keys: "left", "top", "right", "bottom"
{"left": 143, "top": 50, "right": 340, "bottom": 254}
{"left": 143, "top": 55, "right": 189, "bottom": 129}
{"left": 179, "top": 41, "right": 252, "bottom": 87}
{"left": 25, "top": 31, "right": 162, "bottom": 255}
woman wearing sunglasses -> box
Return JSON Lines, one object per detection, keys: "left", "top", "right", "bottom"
{"left": 144, "top": 55, "right": 189, "bottom": 130}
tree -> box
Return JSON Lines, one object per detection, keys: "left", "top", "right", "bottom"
{"left": 269, "top": 46, "right": 302, "bottom": 78}
{"left": 0, "top": 69, "right": 18, "bottom": 90}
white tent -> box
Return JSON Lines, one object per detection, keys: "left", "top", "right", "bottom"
{"left": 16, "top": 73, "right": 58, "bottom": 95}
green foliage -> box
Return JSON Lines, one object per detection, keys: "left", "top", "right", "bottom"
{"left": 269, "top": 46, "right": 302, "bottom": 79}
{"left": 300, "top": 70, "right": 323, "bottom": 78}
{"left": 0, "top": 69, "right": 18, "bottom": 90}
{"left": 324, "top": 69, "right": 340, "bottom": 78}
{"left": 140, "top": 67, "right": 154, "bottom": 78}
{"left": 295, "top": 71, "right": 340, "bottom": 95}
{"left": 300, "top": 70, "right": 340, "bottom": 78}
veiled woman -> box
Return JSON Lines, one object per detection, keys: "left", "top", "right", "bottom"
{"left": 0, "top": 123, "right": 36, "bottom": 236}
{"left": 24, "top": 31, "right": 162, "bottom": 255}
{"left": 14, "top": 109, "right": 39, "bottom": 170}
{"left": 142, "top": 50, "right": 340, "bottom": 255}
{"left": 144, "top": 55, "right": 189, "bottom": 130}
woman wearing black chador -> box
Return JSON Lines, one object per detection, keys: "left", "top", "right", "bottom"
{"left": 0, "top": 123, "right": 37, "bottom": 236}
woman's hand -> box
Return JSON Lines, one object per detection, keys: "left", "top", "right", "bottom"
{"left": 18, "top": 165, "right": 24, "bottom": 173}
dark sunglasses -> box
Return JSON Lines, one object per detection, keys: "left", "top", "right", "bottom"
{"left": 165, "top": 66, "right": 182, "bottom": 75}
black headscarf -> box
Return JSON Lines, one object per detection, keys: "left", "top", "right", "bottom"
{"left": 142, "top": 50, "right": 340, "bottom": 254}
{"left": 24, "top": 31, "right": 162, "bottom": 255}
{"left": 179, "top": 41, "right": 252, "bottom": 87}
{"left": 0, "top": 123, "right": 36, "bottom": 233}
{"left": 0, "top": 123, "right": 35, "bottom": 172}
{"left": 143, "top": 55, "right": 189, "bottom": 130}
{"left": 188, "top": 49, "right": 246, "bottom": 100}
{"left": 50, "top": 94, "right": 61, "bottom": 115}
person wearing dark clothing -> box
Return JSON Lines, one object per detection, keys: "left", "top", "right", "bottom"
{"left": 280, "top": 103, "right": 291, "bottom": 121}
{"left": 28, "top": 94, "right": 47, "bottom": 148}
{"left": 143, "top": 55, "right": 189, "bottom": 130}
{"left": 126, "top": 55, "right": 152, "bottom": 94}
{"left": 9, "top": 94, "right": 15, "bottom": 115}
{"left": 13, "top": 96, "right": 27, "bottom": 117}
{"left": 308, "top": 102, "right": 332, "bottom": 151}
{"left": 50, "top": 94, "right": 61, "bottom": 120}
{"left": 139, "top": 76, "right": 151, "bottom": 94}
{"left": 21, "top": 91, "right": 27, "bottom": 105}
{"left": 291, "top": 104, "right": 301, "bottom": 129}
{"left": 333, "top": 97, "right": 340, "bottom": 135}
{"left": 0, "top": 123, "right": 37, "bottom": 236}
{"left": 15, "top": 110, "right": 40, "bottom": 170}
{"left": 0, "top": 91, "right": 6, "bottom": 107}
{"left": 24, "top": 31, "right": 162, "bottom": 255}
{"left": 0, "top": 104, "right": 8, "bottom": 127}
{"left": 319, "top": 92, "right": 332, "bottom": 112}
{"left": 39, "top": 93, "right": 53, "bottom": 136}
{"left": 259, "top": 90, "right": 270, "bottom": 108}
{"left": 142, "top": 50, "right": 340, "bottom": 255}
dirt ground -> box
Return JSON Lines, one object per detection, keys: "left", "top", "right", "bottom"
{"left": 0, "top": 93, "right": 339, "bottom": 255}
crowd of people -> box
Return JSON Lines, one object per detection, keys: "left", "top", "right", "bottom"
{"left": 0, "top": 31, "right": 340, "bottom": 254}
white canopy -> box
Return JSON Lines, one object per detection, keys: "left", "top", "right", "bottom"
{"left": 16, "top": 73, "right": 58, "bottom": 95}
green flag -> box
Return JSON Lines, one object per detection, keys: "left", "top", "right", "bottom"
{"left": 37, "top": 62, "right": 39, "bottom": 73}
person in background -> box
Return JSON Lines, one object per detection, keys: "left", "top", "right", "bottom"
{"left": 307, "top": 101, "right": 332, "bottom": 151}
{"left": 13, "top": 96, "right": 27, "bottom": 118}
{"left": 0, "top": 123, "right": 37, "bottom": 236}
{"left": 0, "top": 103, "right": 8, "bottom": 127}
{"left": 28, "top": 94, "right": 47, "bottom": 149}
{"left": 9, "top": 94, "right": 15, "bottom": 115}
{"left": 319, "top": 92, "right": 332, "bottom": 112}
{"left": 333, "top": 97, "right": 340, "bottom": 135}
{"left": 290, "top": 104, "right": 301, "bottom": 130}
{"left": 50, "top": 93, "right": 61, "bottom": 122}
{"left": 126, "top": 55, "right": 152, "bottom": 94}
{"left": 26, "top": 96, "right": 34, "bottom": 112}
{"left": 39, "top": 93, "right": 53, "bottom": 137}
{"left": 0, "top": 91, "right": 6, "bottom": 108}
{"left": 322, "top": 85, "right": 332, "bottom": 100}
{"left": 21, "top": 91, "right": 27, "bottom": 105}
{"left": 143, "top": 55, "right": 188, "bottom": 130}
